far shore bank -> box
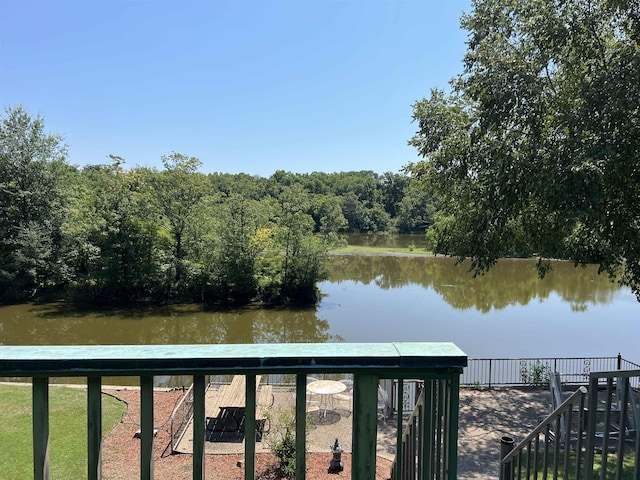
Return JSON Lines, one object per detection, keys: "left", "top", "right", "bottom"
{"left": 329, "top": 247, "right": 570, "bottom": 263}
{"left": 330, "top": 247, "right": 434, "bottom": 256}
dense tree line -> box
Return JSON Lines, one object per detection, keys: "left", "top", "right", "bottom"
{"left": 0, "top": 106, "right": 438, "bottom": 305}
{"left": 208, "top": 168, "right": 439, "bottom": 234}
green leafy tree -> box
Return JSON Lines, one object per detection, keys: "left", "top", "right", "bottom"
{"left": 380, "top": 171, "right": 410, "bottom": 218}
{"left": 148, "top": 152, "right": 208, "bottom": 290}
{"left": 0, "top": 106, "right": 68, "bottom": 300}
{"left": 368, "top": 202, "right": 391, "bottom": 233}
{"left": 72, "top": 159, "right": 161, "bottom": 302}
{"left": 395, "top": 180, "right": 438, "bottom": 233}
{"left": 60, "top": 165, "right": 104, "bottom": 292}
{"left": 310, "top": 194, "right": 348, "bottom": 236}
{"left": 208, "top": 172, "right": 267, "bottom": 199}
{"left": 212, "top": 195, "right": 271, "bottom": 303}
{"left": 271, "top": 185, "right": 329, "bottom": 304}
{"left": 408, "top": 0, "right": 640, "bottom": 297}
{"left": 339, "top": 192, "right": 372, "bottom": 232}
{"left": 265, "top": 169, "right": 296, "bottom": 197}
{"left": 332, "top": 171, "right": 380, "bottom": 207}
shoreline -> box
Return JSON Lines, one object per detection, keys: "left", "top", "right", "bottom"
{"left": 330, "top": 248, "right": 574, "bottom": 263}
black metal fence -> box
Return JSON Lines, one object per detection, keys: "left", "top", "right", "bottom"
{"left": 462, "top": 355, "right": 640, "bottom": 388}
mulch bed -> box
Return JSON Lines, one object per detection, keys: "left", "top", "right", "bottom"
{"left": 101, "top": 388, "right": 392, "bottom": 479}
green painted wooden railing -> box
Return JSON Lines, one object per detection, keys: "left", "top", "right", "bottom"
{"left": 0, "top": 342, "right": 467, "bottom": 480}
{"left": 499, "top": 369, "right": 640, "bottom": 480}
{"left": 389, "top": 377, "right": 461, "bottom": 480}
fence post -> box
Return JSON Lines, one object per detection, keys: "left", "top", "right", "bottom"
{"left": 488, "top": 360, "right": 492, "bottom": 389}
{"left": 618, "top": 353, "right": 622, "bottom": 370}
{"left": 33, "top": 377, "right": 50, "bottom": 480}
{"left": 192, "top": 375, "right": 206, "bottom": 480}
{"left": 499, "top": 436, "right": 514, "bottom": 480}
{"left": 352, "top": 374, "right": 379, "bottom": 480}
{"left": 87, "top": 376, "right": 102, "bottom": 480}
{"left": 296, "top": 373, "right": 307, "bottom": 480}
{"left": 140, "top": 375, "right": 154, "bottom": 480}
{"left": 244, "top": 374, "right": 257, "bottom": 479}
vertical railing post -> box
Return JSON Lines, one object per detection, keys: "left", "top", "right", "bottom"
{"left": 499, "top": 436, "right": 514, "bottom": 480}
{"left": 435, "top": 380, "right": 445, "bottom": 478}
{"left": 140, "top": 375, "right": 154, "bottom": 480}
{"left": 33, "top": 377, "right": 50, "bottom": 480}
{"left": 422, "top": 379, "right": 434, "bottom": 479}
{"left": 395, "top": 378, "right": 404, "bottom": 480}
{"left": 88, "top": 376, "right": 102, "bottom": 480}
{"left": 614, "top": 378, "right": 629, "bottom": 475}
{"left": 617, "top": 353, "right": 622, "bottom": 370}
{"left": 295, "top": 373, "right": 307, "bottom": 480}
{"left": 488, "top": 359, "right": 492, "bottom": 388}
{"left": 245, "top": 374, "right": 256, "bottom": 480}
{"left": 584, "top": 374, "right": 599, "bottom": 480}
{"left": 192, "top": 375, "right": 206, "bottom": 480}
{"left": 353, "top": 373, "right": 378, "bottom": 480}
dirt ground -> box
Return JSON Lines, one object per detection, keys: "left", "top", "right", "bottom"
{"left": 100, "top": 385, "right": 550, "bottom": 479}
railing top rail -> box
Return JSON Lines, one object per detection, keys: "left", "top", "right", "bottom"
{"left": 467, "top": 356, "right": 619, "bottom": 361}
{"left": 620, "top": 358, "right": 640, "bottom": 369}
{"left": 589, "top": 369, "right": 640, "bottom": 379}
{"left": 0, "top": 342, "right": 467, "bottom": 377}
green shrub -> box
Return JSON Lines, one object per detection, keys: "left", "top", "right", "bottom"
{"left": 522, "top": 360, "right": 551, "bottom": 387}
{"left": 272, "top": 427, "right": 296, "bottom": 477}
{"left": 263, "top": 403, "right": 309, "bottom": 478}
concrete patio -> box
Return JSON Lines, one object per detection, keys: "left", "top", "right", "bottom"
{"left": 173, "top": 385, "right": 550, "bottom": 479}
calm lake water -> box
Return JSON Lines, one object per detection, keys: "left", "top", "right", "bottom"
{"left": 1, "top": 251, "right": 639, "bottom": 369}
{"left": 322, "top": 255, "right": 639, "bottom": 359}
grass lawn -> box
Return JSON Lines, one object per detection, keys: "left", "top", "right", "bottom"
{"left": 522, "top": 449, "right": 638, "bottom": 479}
{"left": 0, "top": 383, "right": 126, "bottom": 479}
{"left": 330, "top": 245, "right": 432, "bottom": 255}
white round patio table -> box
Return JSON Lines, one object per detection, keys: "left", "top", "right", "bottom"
{"left": 306, "top": 380, "right": 347, "bottom": 418}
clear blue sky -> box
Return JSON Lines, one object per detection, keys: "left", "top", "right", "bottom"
{"left": 0, "top": 1, "right": 471, "bottom": 177}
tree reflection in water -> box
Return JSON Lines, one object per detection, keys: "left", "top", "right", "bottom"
{"left": 328, "top": 255, "right": 620, "bottom": 312}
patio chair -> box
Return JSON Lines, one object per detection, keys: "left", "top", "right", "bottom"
{"left": 547, "top": 372, "right": 579, "bottom": 444}
{"left": 377, "top": 384, "right": 390, "bottom": 422}
{"left": 615, "top": 377, "right": 640, "bottom": 444}
{"left": 334, "top": 378, "right": 353, "bottom": 414}
{"left": 306, "top": 376, "right": 321, "bottom": 413}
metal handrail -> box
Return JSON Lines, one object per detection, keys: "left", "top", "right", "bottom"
{"left": 170, "top": 383, "right": 195, "bottom": 452}
{"left": 621, "top": 358, "right": 640, "bottom": 371}
{"left": 502, "top": 387, "right": 588, "bottom": 463}
{"left": 500, "top": 387, "right": 588, "bottom": 480}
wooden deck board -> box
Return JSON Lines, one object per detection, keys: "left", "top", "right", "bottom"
{"left": 175, "top": 376, "right": 274, "bottom": 454}
{"left": 204, "top": 375, "right": 263, "bottom": 417}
